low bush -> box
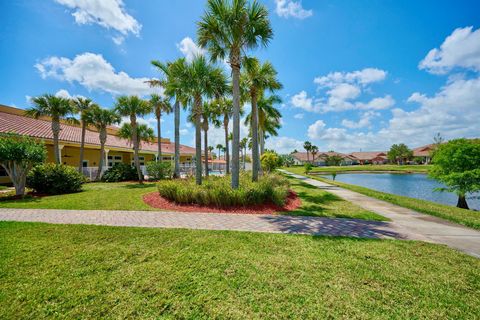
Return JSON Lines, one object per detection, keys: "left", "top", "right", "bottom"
{"left": 261, "top": 151, "right": 282, "bottom": 173}
{"left": 102, "top": 163, "right": 139, "bottom": 182}
{"left": 146, "top": 161, "right": 172, "bottom": 180}
{"left": 158, "top": 173, "right": 290, "bottom": 207}
{"left": 27, "top": 163, "right": 85, "bottom": 195}
{"left": 304, "top": 163, "right": 313, "bottom": 174}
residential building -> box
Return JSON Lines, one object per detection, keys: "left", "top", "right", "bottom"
{"left": 412, "top": 144, "right": 437, "bottom": 164}
{"left": 348, "top": 151, "right": 388, "bottom": 165}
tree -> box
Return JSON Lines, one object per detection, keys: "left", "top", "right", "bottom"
{"left": 85, "top": 106, "right": 120, "bottom": 181}
{"left": 198, "top": 0, "right": 273, "bottom": 189}
{"left": 310, "top": 146, "right": 319, "bottom": 165}
{"left": 279, "top": 154, "right": 295, "bottom": 167}
{"left": 242, "top": 57, "right": 282, "bottom": 181}
{"left": 325, "top": 154, "right": 343, "bottom": 166}
{"left": 115, "top": 96, "right": 152, "bottom": 183}
{"left": 429, "top": 139, "right": 480, "bottom": 209}
{"left": 260, "top": 151, "right": 281, "bottom": 173}
{"left": 388, "top": 143, "right": 413, "bottom": 165}
{"left": 217, "top": 98, "right": 233, "bottom": 174}
{"left": 151, "top": 58, "right": 189, "bottom": 179}
{"left": 26, "top": 94, "right": 76, "bottom": 164}
{"left": 216, "top": 143, "right": 224, "bottom": 160}
{"left": 70, "top": 97, "right": 95, "bottom": 172}
{"left": 303, "top": 141, "right": 312, "bottom": 163}
{"left": 149, "top": 94, "right": 172, "bottom": 163}
{"left": 0, "top": 133, "right": 47, "bottom": 195}
{"left": 200, "top": 100, "right": 222, "bottom": 177}
{"left": 257, "top": 94, "right": 282, "bottom": 156}
{"left": 118, "top": 123, "right": 155, "bottom": 146}
{"left": 184, "top": 55, "right": 227, "bottom": 185}
{"left": 240, "top": 137, "right": 249, "bottom": 170}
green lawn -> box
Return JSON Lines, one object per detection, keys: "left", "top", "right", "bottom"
{"left": 0, "top": 179, "right": 386, "bottom": 221}
{"left": 304, "top": 174, "right": 480, "bottom": 230}
{"left": 286, "top": 164, "right": 432, "bottom": 174}
{"left": 1, "top": 222, "right": 478, "bottom": 319}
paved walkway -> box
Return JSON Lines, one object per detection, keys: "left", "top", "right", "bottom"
{"left": 0, "top": 172, "right": 479, "bottom": 258}
{"left": 280, "top": 170, "right": 480, "bottom": 258}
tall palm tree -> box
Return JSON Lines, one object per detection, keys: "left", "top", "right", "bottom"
{"left": 84, "top": 106, "right": 120, "bottom": 181}
{"left": 198, "top": 0, "right": 273, "bottom": 189}
{"left": 149, "top": 94, "right": 172, "bottom": 162}
{"left": 114, "top": 96, "right": 152, "bottom": 183}
{"left": 304, "top": 141, "right": 312, "bottom": 163}
{"left": 26, "top": 94, "right": 76, "bottom": 164}
{"left": 118, "top": 123, "right": 155, "bottom": 146}
{"left": 240, "top": 137, "right": 249, "bottom": 170}
{"left": 257, "top": 94, "right": 282, "bottom": 156}
{"left": 151, "top": 58, "right": 189, "bottom": 178}
{"left": 184, "top": 55, "right": 227, "bottom": 185}
{"left": 70, "top": 97, "right": 95, "bottom": 172}
{"left": 242, "top": 57, "right": 282, "bottom": 181}
{"left": 310, "top": 145, "right": 319, "bottom": 165}
{"left": 216, "top": 143, "right": 224, "bottom": 160}
{"left": 200, "top": 101, "right": 220, "bottom": 177}
{"left": 217, "top": 98, "right": 233, "bottom": 174}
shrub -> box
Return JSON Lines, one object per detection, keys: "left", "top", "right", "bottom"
{"left": 27, "top": 163, "right": 85, "bottom": 195}
{"left": 304, "top": 163, "right": 313, "bottom": 174}
{"left": 101, "top": 163, "right": 139, "bottom": 182}
{"left": 157, "top": 173, "right": 289, "bottom": 208}
{"left": 146, "top": 161, "right": 172, "bottom": 180}
{"left": 261, "top": 151, "right": 282, "bottom": 173}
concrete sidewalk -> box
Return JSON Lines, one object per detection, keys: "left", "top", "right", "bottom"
{"left": 280, "top": 169, "right": 480, "bottom": 258}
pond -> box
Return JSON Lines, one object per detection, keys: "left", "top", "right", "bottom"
{"left": 323, "top": 173, "right": 480, "bottom": 210}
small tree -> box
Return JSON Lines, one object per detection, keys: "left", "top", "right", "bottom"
{"left": 429, "top": 139, "right": 480, "bottom": 209}
{"left": 304, "top": 163, "right": 313, "bottom": 175}
{"left": 388, "top": 143, "right": 413, "bottom": 164}
{"left": 280, "top": 154, "right": 295, "bottom": 167}
{"left": 325, "top": 154, "right": 343, "bottom": 166}
{"left": 0, "top": 133, "right": 47, "bottom": 195}
{"left": 260, "top": 151, "right": 281, "bottom": 173}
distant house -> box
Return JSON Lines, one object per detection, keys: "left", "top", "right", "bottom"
{"left": 292, "top": 151, "right": 355, "bottom": 166}
{"left": 291, "top": 152, "right": 315, "bottom": 165}
{"left": 317, "top": 152, "right": 356, "bottom": 166}
{"left": 412, "top": 144, "right": 437, "bottom": 164}
{"left": 349, "top": 151, "right": 388, "bottom": 165}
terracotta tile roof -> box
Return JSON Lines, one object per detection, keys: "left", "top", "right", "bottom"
{"left": 292, "top": 152, "right": 319, "bottom": 162}
{"left": 349, "top": 151, "right": 387, "bottom": 161}
{"left": 317, "top": 151, "right": 356, "bottom": 160}
{"left": 0, "top": 111, "right": 195, "bottom": 155}
{"left": 413, "top": 144, "right": 436, "bottom": 157}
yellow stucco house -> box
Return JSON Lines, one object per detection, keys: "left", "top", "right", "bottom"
{"left": 0, "top": 104, "right": 195, "bottom": 183}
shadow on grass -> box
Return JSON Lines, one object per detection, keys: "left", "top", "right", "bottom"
{"left": 123, "top": 183, "right": 157, "bottom": 189}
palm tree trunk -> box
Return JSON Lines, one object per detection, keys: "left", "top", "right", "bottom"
{"left": 204, "top": 123, "right": 209, "bottom": 177}
{"left": 231, "top": 58, "right": 241, "bottom": 189}
{"left": 78, "top": 119, "right": 86, "bottom": 172}
{"left": 224, "top": 116, "right": 230, "bottom": 174}
{"left": 258, "top": 128, "right": 264, "bottom": 176}
{"left": 194, "top": 96, "right": 203, "bottom": 185}
{"left": 131, "top": 115, "right": 143, "bottom": 183}
{"left": 52, "top": 118, "right": 61, "bottom": 164}
{"left": 174, "top": 100, "right": 180, "bottom": 178}
{"left": 96, "top": 129, "right": 107, "bottom": 181}
{"left": 457, "top": 194, "right": 469, "bottom": 209}
{"left": 157, "top": 110, "right": 162, "bottom": 163}
{"left": 251, "top": 91, "right": 260, "bottom": 182}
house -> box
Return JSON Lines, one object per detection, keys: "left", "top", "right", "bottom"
{"left": 412, "top": 144, "right": 437, "bottom": 164}
{"left": 316, "top": 152, "right": 357, "bottom": 166}
{"left": 292, "top": 151, "right": 355, "bottom": 166}
{"left": 291, "top": 152, "right": 313, "bottom": 165}
{"left": 348, "top": 151, "right": 388, "bottom": 165}
{"left": 0, "top": 104, "right": 195, "bottom": 183}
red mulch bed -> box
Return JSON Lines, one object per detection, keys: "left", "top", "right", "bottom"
{"left": 143, "top": 190, "right": 301, "bottom": 214}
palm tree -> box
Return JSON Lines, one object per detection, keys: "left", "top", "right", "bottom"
{"left": 198, "top": 0, "right": 273, "bottom": 189}
{"left": 118, "top": 123, "right": 155, "bottom": 146}
{"left": 216, "top": 143, "right": 224, "bottom": 160}
{"left": 183, "top": 55, "right": 227, "bottom": 185}
{"left": 26, "top": 94, "right": 76, "bottom": 164}
{"left": 70, "top": 97, "right": 95, "bottom": 172}
{"left": 84, "top": 106, "right": 120, "bottom": 181}
{"left": 240, "top": 137, "right": 249, "bottom": 170}
{"left": 151, "top": 58, "right": 189, "bottom": 178}
{"left": 257, "top": 94, "right": 282, "bottom": 156}
{"left": 200, "top": 101, "right": 221, "bottom": 177}
{"left": 304, "top": 141, "right": 312, "bottom": 163}
{"left": 114, "top": 96, "right": 152, "bottom": 183}
{"left": 242, "top": 57, "right": 282, "bottom": 181}
{"left": 149, "top": 94, "right": 172, "bottom": 163}
{"left": 310, "top": 145, "right": 319, "bottom": 165}
{"left": 217, "top": 98, "right": 233, "bottom": 174}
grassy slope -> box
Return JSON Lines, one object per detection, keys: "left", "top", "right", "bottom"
{"left": 305, "top": 174, "right": 480, "bottom": 230}
{"left": 286, "top": 164, "right": 432, "bottom": 174}
{"left": 1, "top": 222, "right": 479, "bottom": 319}
{"left": 0, "top": 179, "right": 386, "bottom": 221}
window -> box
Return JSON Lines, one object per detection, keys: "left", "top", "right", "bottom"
{"left": 131, "top": 156, "right": 145, "bottom": 166}
{"left": 108, "top": 155, "right": 122, "bottom": 167}
{"left": 82, "top": 160, "right": 89, "bottom": 168}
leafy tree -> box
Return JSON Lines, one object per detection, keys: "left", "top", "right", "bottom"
{"left": 429, "top": 139, "right": 480, "bottom": 209}
{"left": 26, "top": 94, "right": 76, "bottom": 164}
{"left": 70, "top": 97, "right": 95, "bottom": 172}
{"left": 85, "top": 106, "right": 120, "bottom": 180}
{"left": 303, "top": 141, "right": 312, "bottom": 163}
{"left": 304, "top": 163, "right": 313, "bottom": 174}
{"left": 279, "top": 154, "right": 295, "bottom": 167}
{"left": 260, "top": 151, "right": 281, "bottom": 173}
{"left": 198, "top": 0, "right": 273, "bottom": 189}
{"left": 0, "top": 133, "right": 47, "bottom": 195}
{"left": 149, "top": 94, "right": 172, "bottom": 163}
{"left": 388, "top": 143, "right": 413, "bottom": 164}
{"left": 115, "top": 96, "right": 152, "bottom": 183}
{"left": 325, "top": 154, "right": 344, "bottom": 166}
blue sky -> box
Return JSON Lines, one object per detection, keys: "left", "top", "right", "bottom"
{"left": 1, "top": 0, "right": 479, "bottom": 153}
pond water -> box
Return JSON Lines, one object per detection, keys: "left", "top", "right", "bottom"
{"left": 323, "top": 173, "right": 480, "bottom": 210}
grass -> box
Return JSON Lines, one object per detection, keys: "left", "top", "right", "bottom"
{"left": 286, "top": 164, "right": 432, "bottom": 174}
{"left": 0, "top": 185, "right": 8, "bottom": 191}
{"left": 0, "top": 178, "right": 385, "bottom": 221}
{"left": 284, "top": 175, "right": 386, "bottom": 221}
{"left": 303, "top": 174, "right": 480, "bottom": 230}
{"left": 1, "top": 221, "right": 479, "bottom": 319}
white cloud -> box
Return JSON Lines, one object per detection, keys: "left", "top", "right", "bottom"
{"left": 419, "top": 26, "right": 480, "bottom": 74}
{"left": 341, "top": 111, "right": 379, "bottom": 129}
{"left": 293, "top": 113, "right": 304, "bottom": 119}
{"left": 275, "top": 0, "right": 313, "bottom": 19}
{"left": 35, "top": 52, "right": 162, "bottom": 97}
{"left": 180, "top": 128, "right": 189, "bottom": 136}
{"left": 327, "top": 83, "right": 361, "bottom": 100}
{"left": 291, "top": 91, "right": 318, "bottom": 112}
{"left": 55, "top": 0, "right": 141, "bottom": 43}
{"left": 356, "top": 95, "right": 395, "bottom": 110}
{"left": 265, "top": 136, "right": 304, "bottom": 154}
{"left": 314, "top": 68, "right": 387, "bottom": 88}
{"left": 176, "top": 37, "right": 206, "bottom": 62}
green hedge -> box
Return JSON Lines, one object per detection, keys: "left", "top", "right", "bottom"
{"left": 158, "top": 173, "right": 289, "bottom": 207}
{"left": 146, "top": 161, "right": 172, "bottom": 180}
{"left": 102, "top": 163, "right": 139, "bottom": 182}
{"left": 27, "top": 163, "right": 85, "bottom": 195}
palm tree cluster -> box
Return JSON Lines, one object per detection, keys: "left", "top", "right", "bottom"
{"left": 303, "top": 141, "right": 319, "bottom": 163}
{"left": 27, "top": 0, "right": 283, "bottom": 190}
